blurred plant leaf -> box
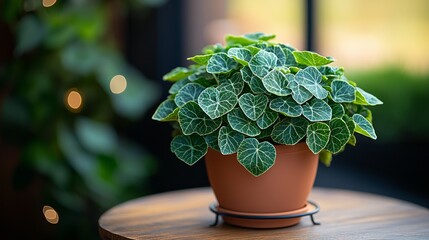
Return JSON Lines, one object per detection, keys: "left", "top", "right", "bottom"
{"left": 15, "top": 15, "right": 46, "bottom": 55}
{"left": 75, "top": 117, "right": 118, "bottom": 154}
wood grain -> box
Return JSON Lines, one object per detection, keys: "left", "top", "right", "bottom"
{"left": 99, "top": 187, "right": 429, "bottom": 239}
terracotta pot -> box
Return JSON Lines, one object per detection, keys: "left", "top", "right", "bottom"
{"left": 205, "top": 142, "right": 318, "bottom": 228}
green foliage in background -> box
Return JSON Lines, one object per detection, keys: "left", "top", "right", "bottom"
{"left": 0, "top": 0, "right": 161, "bottom": 238}
{"left": 349, "top": 68, "right": 429, "bottom": 142}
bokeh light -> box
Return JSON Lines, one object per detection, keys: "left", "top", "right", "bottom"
{"left": 42, "top": 205, "right": 59, "bottom": 224}
{"left": 42, "top": 0, "right": 57, "bottom": 8}
{"left": 65, "top": 89, "right": 82, "bottom": 112}
{"left": 110, "top": 75, "right": 127, "bottom": 94}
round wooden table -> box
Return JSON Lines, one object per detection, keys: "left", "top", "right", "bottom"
{"left": 99, "top": 187, "right": 429, "bottom": 239}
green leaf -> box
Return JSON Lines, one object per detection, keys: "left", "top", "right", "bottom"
{"left": 272, "top": 117, "right": 308, "bottom": 145}
{"left": 218, "top": 126, "right": 245, "bottom": 155}
{"left": 319, "top": 150, "right": 333, "bottom": 167}
{"left": 237, "top": 138, "right": 276, "bottom": 176}
{"left": 169, "top": 78, "right": 190, "bottom": 94}
{"left": 174, "top": 83, "right": 205, "bottom": 107}
{"left": 306, "top": 122, "right": 331, "bottom": 154}
{"left": 206, "top": 53, "right": 238, "bottom": 74}
{"left": 258, "top": 126, "right": 274, "bottom": 139}
{"left": 302, "top": 98, "right": 332, "bottom": 122}
{"left": 227, "top": 108, "right": 261, "bottom": 137}
{"left": 249, "top": 50, "right": 278, "bottom": 78}
{"left": 178, "top": 102, "right": 222, "bottom": 135}
{"left": 326, "top": 118, "right": 351, "bottom": 154}
{"left": 171, "top": 134, "right": 207, "bottom": 165}
{"left": 266, "top": 45, "right": 287, "bottom": 66}
{"left": 187, "top": 54, "right": 213, "bottom": 65}
{"left": 163, "top": 67, "right": 192, "bottom": 82}
{"left": 249, "top": 75, "right": 270, "bottom": 94}
{"left": 240, "top": 66, "right": 253, "bottom": 84}
{"left": 330, "top": 102, "right": 345, "bottom": 118}
{"left": 262, "top": 69, "right": 293, "bottom": 96}
{"left": 292, "top": 51, "right": 334, "bottom": 66}
{"left": 348, "top": 134, "right": 357, "bottom": 146}
{"left": 225, "top": 35, "right": 258, "bottom": 46}
{"left": 244, "top": 32, "right": 276, "bottom": 41}
{"left": 152, "top": 99, "right": 179, "bottom": 121}
{"left": 354, "top": 87, "right": 383, "bottom": 106}
{"left": 197, "top": 87, "right": 237, "bottom": 119}
{"left": 238, "top": 93, "right": 269, "bottom": 121}
{"left": 288, "top": 76, "right": 313, "bottom": 104}
{"left": 256, "top": 109, "right": 279, "bottom": 129}
{"left": 352, "top": 114, "right": 377, "bottom": 139}
{"left": 227, "top": 48, "right": 252, "bottom": 65}
{"left": 218, "top": 72, "right": 244, "bottom": 95}
{"left": 282, "top": 47, "right": 298, "bottom": 66}
{"left": 204, "top": 130, "right": 221, "bottom": 152}
{"left": 295, "top": 67, "right": 328, "bottom": 99}
{"left": 245, "top": 46, "right": 261, "bottom": 55}
{"left": 331, "top": 80, "right": 356, "bottom": 103}
{"left": 269, "top": 96, "right": 303, "bottom": 117}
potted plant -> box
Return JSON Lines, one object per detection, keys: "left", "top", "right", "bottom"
{"left": 152, "top": 33, "right": 382, "bottom": 228}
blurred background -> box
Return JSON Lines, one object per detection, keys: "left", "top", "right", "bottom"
{"left": 1, "top": 0, "right": 428, "bottom": 239}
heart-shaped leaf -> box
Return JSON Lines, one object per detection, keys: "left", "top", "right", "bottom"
{"left": 266, "top": 45, "right": 286, "bottom": 66}
{"left": 169, "top": 78, "right": 190, "bottom": 94}
{"left": 204, "top": 129, "right": 221, "bottom": 152}
{"left": 163, "top": 67, "right": 192, "bottom": 82}
{"left": 296, "top": 67, "right": 329, "bottom": 99}
{"left": 270, "top": 96, "right": 303, "bottom": 117}
{"left": 227, "top": 47, "right": 252, "bottom": 65}
{"left": 227, "top": 108, "right": 261, "bottom": 137}
{"left": 178, "top": 102, "right": 222, "bottom": 135}
{"left": 174, "top": 83, "right": 205, "bottom": 107}
{"left": 272, "top": 117, "right": 308, "bottom": 145}
{"left": 237, "top": 138, "right": 276, "bottom": 176}
{"left": 218, "top": 126, "right": 245, "bottom": 155}
{"left": 187, "top": 54, "right": 213, "bottom": 65}
{"left": 288, "top": 77, "right": 313, "bottom": 104}
{"left": 238, "top": 93, "right": 269, "bottom": 121}
{"left": 256, "top": 109, "right": 279, "bottom": 129}
{"left": 331, "top": 80, "right": 356, "bottom": 103}
{"left": 354, "top": 87, "right": 383, "bottom": 106}
{"left": 218, "top": 72, "right": 244, "bottom": 95}
{"left": 171, "top": 134, "right": 207, "bottom": 165}
{"left": 326, "top": 118, "right": 351, "bottom": 154}
{"left": 353, "top": 114, "right": 377, "bottom": 139}
{"left": 302, "top": 98, "right": 332, "bottom": 122}
{"left": 152, "top": 99, "right": 179, "bottom": 121}
{"left": 249, "top": 50, "right": 278, "bottom": 78}
{"left": 330, "top": 102, "right": 345, "bottom": 118}
{"left": 262, "top": 69, "right": 293, "bottom": 96}
{"left": 198, "top": 87, "right": 238, "bottom": 119}
{"left": 207, "top": 53, "right": 238, "bottom": 74}
{"left": 306, "top": 122, "right": 331, "bottom": 154}
{"left": 292, "top": 51, "right": 334, "bottom": 66}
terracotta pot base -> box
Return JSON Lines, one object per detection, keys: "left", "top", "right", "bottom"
{"left": 217, "top": 203, "right": 311, "bottom": 229}
{"left": 205, "top": 143, "right": 319, "bottom": 228}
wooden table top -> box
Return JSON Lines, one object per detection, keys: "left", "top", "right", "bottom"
{"left": 99, "top": 187, "right": 429, "bottom": 239}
